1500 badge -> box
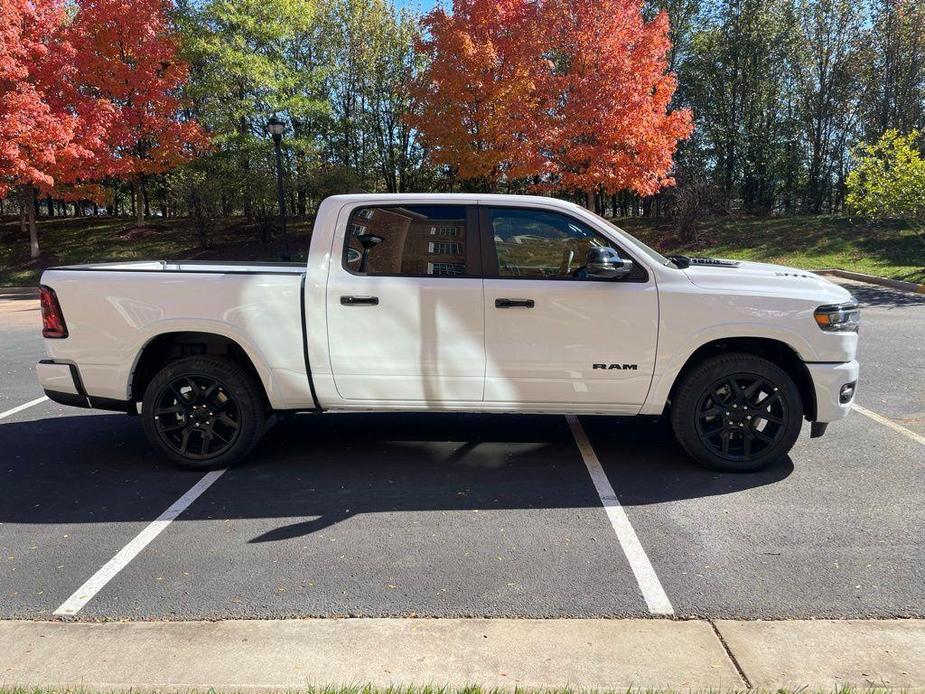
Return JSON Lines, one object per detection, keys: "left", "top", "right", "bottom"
{"left": 593, "top": 363, "right": 638, "bottom": 370}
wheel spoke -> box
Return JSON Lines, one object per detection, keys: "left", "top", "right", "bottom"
{"left": 178, "top": 427, "right": 193, "bottom": 454}
{"left": 200, "top": 429, "right": 212, "bottom": 455}
{"left": 217, "top": 412, "right": 239, "bottom": 430}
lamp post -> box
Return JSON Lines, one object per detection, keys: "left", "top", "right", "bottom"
{"left": 266, "top": 115, "right": 291, "bottom": 261}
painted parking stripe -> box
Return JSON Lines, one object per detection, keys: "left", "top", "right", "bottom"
{"left": 853, "top": 403, "right": 925, "bottom": 447}
{"left": 565, "top": 415, "right": 674, "bottom": 615}
{"left": 0, "top": 395, "right": 48, "bottom": 420}
{"left": 54, "top": 469, "right": 226, "bottom": 616}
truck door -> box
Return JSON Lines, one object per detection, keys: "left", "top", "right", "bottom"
{"left": 480, "top": 205, "right": 658, "bottom": 410}
{"left": 326, "top": 203, "right": 485, "bottom": 402}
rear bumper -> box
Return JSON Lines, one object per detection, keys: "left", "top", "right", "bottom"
{"left": 805, "top": 359, "right": 859, "bottom": 423}
{"left": 37, "top": 360, "right": 132, "bottom": 413}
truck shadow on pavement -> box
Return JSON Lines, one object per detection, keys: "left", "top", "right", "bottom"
{"left": 0, "top": 411, "right": 792, "bottom": 539}
{"left": 846, "top": 283, "right": 925, "bottom": 308}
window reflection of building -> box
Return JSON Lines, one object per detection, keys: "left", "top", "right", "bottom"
{"left": 345, "top": 207, "right": 467, "bottom": 276}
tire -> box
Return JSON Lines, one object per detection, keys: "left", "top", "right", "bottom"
{"left": 141, "top": 356, "right": 267, "bottom": 469}
{"left": 670, "top": 352, "right": 803, "bottom": 472}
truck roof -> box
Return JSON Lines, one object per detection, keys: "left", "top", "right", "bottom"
{"left": 323, "top": 192, "right": 589, "bottom": 211}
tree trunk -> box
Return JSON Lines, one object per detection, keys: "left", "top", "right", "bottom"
{"left": 135, "top": 179, "right": 144, "bottom": 227}
{"left": 19, "top": 190, "right": 27, "bottom": 234}
{"left": 23, "top": 185, "right": 39, "bottom": 259}
{"left": 142, "top": 180, "right": 150, "bottom": 219}
{"left": 46, "top": 195, "right": 54, "bottom": 217}
{"left": 585, "top": 189, "right": 597, "bottom": 211}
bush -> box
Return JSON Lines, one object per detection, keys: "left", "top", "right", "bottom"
{"left": 846, "top": 130, "right": 925, "bottom": 229}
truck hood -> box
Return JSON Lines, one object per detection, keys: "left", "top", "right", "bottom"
{"left": 681, "top": 258, "right": 853, "bottom": 303}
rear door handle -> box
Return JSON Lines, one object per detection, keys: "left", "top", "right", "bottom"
{"left": 341, "top": 295, "right": 379, "bottom": 306}
{"left": 495, "top": 298, "right": 534, "bottom": 309}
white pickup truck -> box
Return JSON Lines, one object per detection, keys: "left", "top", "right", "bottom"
{"left": 36, "top": 193, "right": 860, "bottom": 471}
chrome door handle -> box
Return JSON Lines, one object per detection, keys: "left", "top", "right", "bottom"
{"left": 495, "top": 298, "right": 534, "bottom": 308}
{"left": 341, "top": 295, "right": 379, "bottom": 306}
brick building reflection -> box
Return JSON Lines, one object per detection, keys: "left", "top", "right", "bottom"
{"left": 345, "top": 207, "right": 466, "bottom": 276}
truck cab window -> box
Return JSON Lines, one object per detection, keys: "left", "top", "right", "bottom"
{"left": 344, "top": 205, "right": 470, "bottom": 277}
{"left": 488, "top": 207, "right": 644, "bottom": 281}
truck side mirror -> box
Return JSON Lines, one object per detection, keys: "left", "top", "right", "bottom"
{"left": 586, "top": 246, "right": 632, "bottom": 279}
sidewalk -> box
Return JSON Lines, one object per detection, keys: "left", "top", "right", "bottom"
{"left": 1, "top": 618, "right": 923, "bottom": 691}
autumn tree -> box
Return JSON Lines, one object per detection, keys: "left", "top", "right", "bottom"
{"left": 411, "top": 0, "right": 548, "bottom": 191}
{"left": 542, "top": 0, "right": 693, "bottom": 209}
{"left": 0, "top": 0, "right": 78, "bottom": 257}
{"left": 69, "top": 0, "right": 208, "bottom": 226}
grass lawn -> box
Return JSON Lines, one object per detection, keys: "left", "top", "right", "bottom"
{"left": 616, "top": 214, "right": 925, "bottom": 284}
{"left": 1, "top": 212, "right": 923, "bottom": 287}
{"left": 0, "top": 215, "right": 313, "bottom": 288}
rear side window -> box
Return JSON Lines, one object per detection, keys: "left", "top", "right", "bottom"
{"left": 343, "top": 205, "right": 472, "bottom": 277}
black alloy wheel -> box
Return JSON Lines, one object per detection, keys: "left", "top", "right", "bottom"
{"left": 142, "top": 356, "right": 267, "bottom": 469}
{"left": 153, "top": 374, "right": 241, "bottom": 460}
{"left": 670, "top": 352, "right": 803, "bottom": 472}
{"left": 694, "top": 373, "right": 788, "bottom": 461}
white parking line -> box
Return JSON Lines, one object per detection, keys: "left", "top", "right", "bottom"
{"left": 54, "top": 469, "right": 227, "bottom": 616}
{"left": 0, "top": 395, "right": 48, "bottom": 420}
{"left": 565, "top": 415, "right": 674, "bottom": 615}
{"left": 853, "top": 403, "right": 925, "bottom": 447}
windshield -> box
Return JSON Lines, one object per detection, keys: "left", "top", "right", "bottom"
{"left": 594, "top": 213, "right": 677, "bottom": 268}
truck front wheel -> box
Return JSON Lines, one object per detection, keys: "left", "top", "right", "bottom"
{"left": 141, "top": 356, "right": 266, "bottom": 469}
{"left": 670, "top": 353, "right": 803, "bottom": 472}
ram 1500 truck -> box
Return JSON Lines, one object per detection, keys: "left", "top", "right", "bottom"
{"left": 36, "top": 194, "right": 860, "bottom": 471}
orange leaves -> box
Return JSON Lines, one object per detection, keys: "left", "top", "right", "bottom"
{"left": 412, "top": 0, "right": 692, "bottom": 196}
{"left": 0, "top": 0, "right": 76, "bottom": 195}
{"left": 0, "top": 0, "right": 207, "bottom": 199}
{"left": 411, "top": 0, "right": 549, "bottom": 188}
{"left": 67, "top": 0, "right": 209, "bottom": 184}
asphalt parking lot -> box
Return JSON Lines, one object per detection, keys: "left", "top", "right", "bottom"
{"left": 1, "top": 281, "right": 923, "bottom": 621}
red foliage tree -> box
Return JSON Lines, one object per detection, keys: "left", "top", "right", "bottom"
{"left": 413, "top": 0, "right": 692, "bottom": 204}
{"left": 0, "top": 0, "right": 78, "bottom": 256}
{"left": 411, "top": 0, "right": 548, "bottom": 190}
{"left": 67, "top": 0, "right": 208, "bottom": 225}
{"left": 541, "top": 0, "right": 693, "bottom": 207}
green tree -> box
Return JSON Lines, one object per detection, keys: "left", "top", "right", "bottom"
{"left": 682, "top": 0, "right": 798, "bottom": 211}
{"left": 846, "top": 130, "right": 925, "bottom": 232}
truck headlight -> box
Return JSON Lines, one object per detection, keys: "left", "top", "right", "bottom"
{"left": 814, "top": 300, "right": 860, "bottom": 332}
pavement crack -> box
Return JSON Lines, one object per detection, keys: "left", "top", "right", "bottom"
{"left": 709, "top": 619, "right": 752, "bottom": 689}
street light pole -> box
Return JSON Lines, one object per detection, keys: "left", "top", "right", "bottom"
{"left": 266, "top": 115, "right": 291, "bottom": 262}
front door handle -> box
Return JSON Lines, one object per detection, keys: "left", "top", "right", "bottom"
{"left": 495, "top": 298, "right": 534, "bottom": 309}
{"left": 341, "top": 295, "right": 379, "bottom": 306}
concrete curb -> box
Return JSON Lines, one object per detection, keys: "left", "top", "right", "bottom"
{"left": 817, "top": 268, "right": 925, "bottom": 293}
{"left": 0, "top": 285, "right": 39, "bottom": 297}
{"left": 1, "top": 618, "right": 923, "bottom": 692}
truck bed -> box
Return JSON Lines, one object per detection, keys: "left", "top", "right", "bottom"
{"left": 39, "top": 263, "right": 314, "bottom": 410}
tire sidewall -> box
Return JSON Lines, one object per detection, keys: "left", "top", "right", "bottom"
{"left": 671, "top": 353, "right": 803, "bottom": 472}
{"left": 141, "top": 356, "right": 265, "bottom": 469}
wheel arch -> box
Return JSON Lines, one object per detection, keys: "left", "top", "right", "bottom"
{"left": 130, "top": 331, "right": 270, "bottom": 409}
{"left": 664, "top": 337, "right": 816, "bottom": 421}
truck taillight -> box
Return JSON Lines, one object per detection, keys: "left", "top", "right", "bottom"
{"left": 39, "top": 285, "right": 68, "bottom": 338}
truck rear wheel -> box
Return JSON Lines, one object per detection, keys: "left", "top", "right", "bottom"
{"left": 670, "top": 353, "right": 803, "bottom": 472}
{"left": 141, "top": 356, "right": 266, "bottom": 469}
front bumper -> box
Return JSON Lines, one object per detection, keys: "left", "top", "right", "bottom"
{"left": 805, "top": 359, "right": 859, "bottom": 423}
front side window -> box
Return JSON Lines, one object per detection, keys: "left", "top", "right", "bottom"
{"left": 344, "top": 205, "right": 469, "bottom": 277}
{"left": 487, "top": 207, "right": 641, "bottom": 280}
